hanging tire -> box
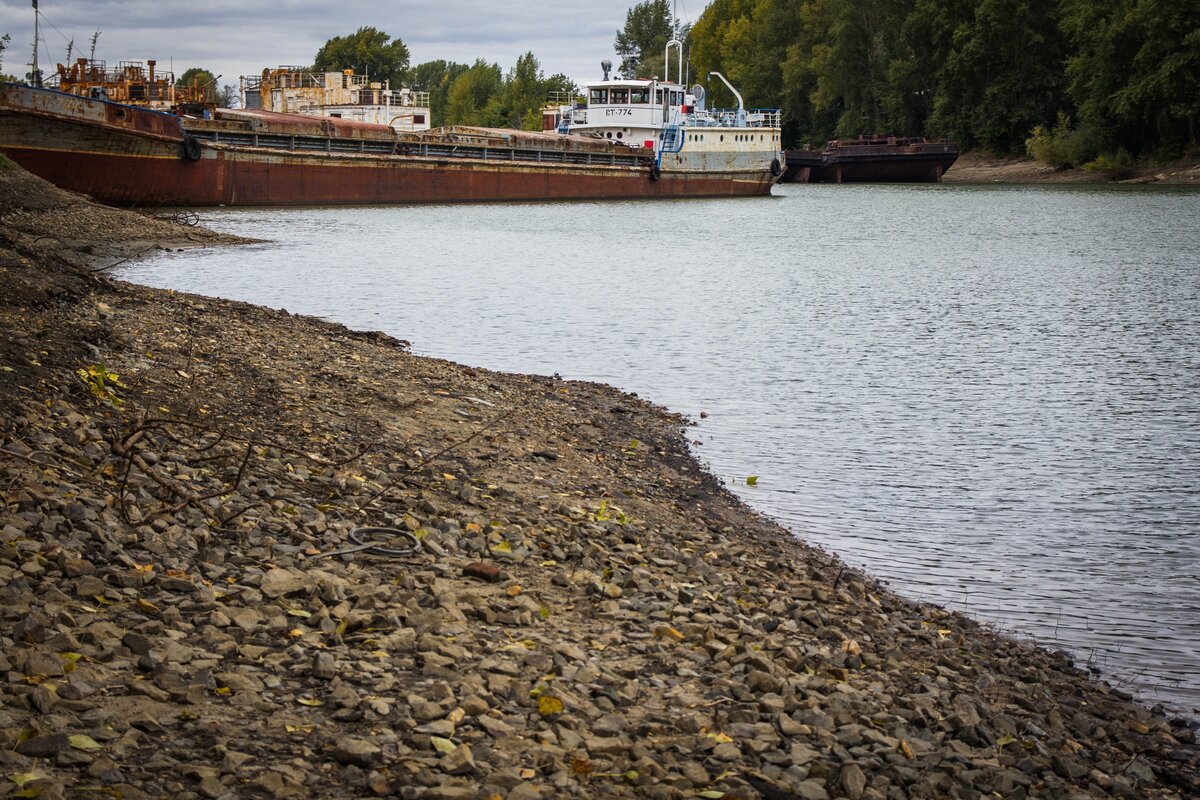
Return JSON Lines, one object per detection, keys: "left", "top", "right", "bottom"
{"left": 650, "top": 163, "right": 661, "bottom": 182}
{"left": 770, "top": 157, "right": 782, "bottom": 177}
{"left": 181, "top": 136, "right": 202, "bottom": 163}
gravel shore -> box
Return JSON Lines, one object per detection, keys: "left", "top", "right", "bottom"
{"left": 942, "top": 152, "right": 1200, "bottom": 184}
{"left": 1, "top": 160, "right": 1197, "bottom": 799}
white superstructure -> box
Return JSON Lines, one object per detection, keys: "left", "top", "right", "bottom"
{"left": 553, "top": 41, "right": 783, "bottom": 179}
{"left": 241, "top": 67, "right": 431, "bottom": 132}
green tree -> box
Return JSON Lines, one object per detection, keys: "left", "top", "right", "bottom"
{"left": 176, "top": 67, "right": 218, "bottom": 102}
{"left": 411, "top": 60, "right": 469, "bottom": 127}
{"left": 1062, "top": 0, "right": 1200, "bottom": 157}
{"left": 313, "top": 27, "right": 410, "bottom": 87}
{"left": 930, "top": 0, "right": 1067, "bottom": 152}
{"left": 445, "top": 59, "right": 502, "bottom": 126}
{"left": 615, "top": 0, "right": 676, "bottom": 78}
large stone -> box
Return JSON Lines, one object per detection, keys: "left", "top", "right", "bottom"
{"left": 332, "top": 737, "right": 381, "bottom": 766}
{"left": 260, "top": 568, "right": 309, "bottom": 598}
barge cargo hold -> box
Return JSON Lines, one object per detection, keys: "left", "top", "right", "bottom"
{"left": 0, "top": 82, "right": 779, "bottom": 207}
{"left": 782, "top": 136, "right": 958, "bottom": 183}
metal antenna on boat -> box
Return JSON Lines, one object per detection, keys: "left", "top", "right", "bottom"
{"left": 89, "top": 30, "right": 100, "bottom": 62}
{"left": 30, "top": 0, "right": 41, "bottom": 87}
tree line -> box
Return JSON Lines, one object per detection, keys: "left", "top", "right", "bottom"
{"left": 683, "top": 0, "right": 1199, "bottom": 165}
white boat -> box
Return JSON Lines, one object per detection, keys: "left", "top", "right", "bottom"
{"left": 552, "top": 40, "right": 784, "bottom": 184}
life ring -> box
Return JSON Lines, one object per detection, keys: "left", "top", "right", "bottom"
{"left": 770, "top": 157, "right": 782, "bottom": 177}
{"left": 181, "top": 136, "right": 202, "bottom": 163}
{"left": 650, "top": 163, "right": 662, "bottom": 182}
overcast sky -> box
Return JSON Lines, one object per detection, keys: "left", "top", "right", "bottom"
{"left": 1, "top": 0, "right": 704, "bottom": 89}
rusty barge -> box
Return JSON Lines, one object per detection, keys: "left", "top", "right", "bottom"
{"left": 782, "top": 136, "right": 958, "bottom": 183}
{"left": 0, "top": 70, "right": 780, "bottom": 207}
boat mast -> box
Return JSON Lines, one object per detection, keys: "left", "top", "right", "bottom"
{"left": 30, "top": 0, "right": 42, "bottom": 87}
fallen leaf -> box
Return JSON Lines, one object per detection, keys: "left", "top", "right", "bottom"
{"left": 537, "top": 695, "right": 565, "bottom": 717}
{"left": 492, "top": 541, "right": 512, "bottom": 554}
{"left": 136, "top": 598, "right": 159, "bottom": 614}
{"left": 68, "top": 734, "right": 102, "bottom": 751}
{"left": 746, "top": 475, "right": 758, "bottom": 486}
{"left": 653, "top": 626, "right": 684, "bottom": 641}
{"left": 297, "top": 697, "right": 323, "bottom": 707}
{"left": 431, "top": 736, "right": 456, "bottom": 754}
{"left": 7, "top": 772, "right": 41, "bottom": 788}
{"left": 286, "top": 609, "right": 311, "bottom": 618}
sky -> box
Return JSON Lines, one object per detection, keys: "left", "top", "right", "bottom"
{"left": 0, "top": 0, "right": 702, "bottom": 90}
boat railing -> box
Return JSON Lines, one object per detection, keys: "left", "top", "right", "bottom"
{"left": 186, "top": 127, "right": 649, "bottom": 168}
{"left": 695, "top": 107, "right": 781, "bottom": 128}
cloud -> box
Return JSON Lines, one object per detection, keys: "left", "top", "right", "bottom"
{"left": 0, "top": 0, "right": 662, "bottom": 86}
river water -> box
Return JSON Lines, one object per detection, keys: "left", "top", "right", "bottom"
{"left": 119, "top": 182, "right": 1200, "bottom": 716}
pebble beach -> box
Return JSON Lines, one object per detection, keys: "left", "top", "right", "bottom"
{"left": 0, "top": 160, "right": 1197, "bottom": 799}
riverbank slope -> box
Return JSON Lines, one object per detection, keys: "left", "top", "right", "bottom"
{"left": 1, "top": 161, "right": 1196, "bottom": 799}
{"left": 943, "top": 151, "right": 1200, "bottom": 184}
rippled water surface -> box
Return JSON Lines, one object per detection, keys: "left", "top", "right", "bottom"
{"left": 121, "top": 183, "right": 1200, "bottom": 714}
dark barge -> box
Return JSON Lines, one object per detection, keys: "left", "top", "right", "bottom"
{"left": 782, "top": 136, "right": 958, "bottom": 183}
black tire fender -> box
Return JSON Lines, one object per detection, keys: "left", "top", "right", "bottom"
{"left": 181, "top": 135, "right": 202, "bottom": 162}
{"left": 770, "top": 157, "right": 782, "bottom": 177}
{"left": 650, "top": 163, "right": 662, "bottom": 182}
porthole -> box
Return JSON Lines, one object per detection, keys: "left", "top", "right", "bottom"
{"left": 616, "top": 132, "right": 623, "bottom": 139}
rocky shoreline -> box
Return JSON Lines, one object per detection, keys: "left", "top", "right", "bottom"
{"left": 942, "top": 152, "right": 1200, "bottom": 185}
{"left": 1, "top": 161, "right": 1197, "bottom": 800}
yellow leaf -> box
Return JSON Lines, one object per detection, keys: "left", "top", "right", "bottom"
{"left": 704, "top": 732, "right": 733, "bottom": 744}
{"left": 286, "top": 609, "right": 311, "bottom": 618}
{"left": 215, "top": 686, "right": 232, "bottom": 696}
{"left": 297, "top": 697, "right": 323, "bottom": 707}
{"left": 653, "top": 626, "right": 684, "bottom": 641}
{"left": 506, "top": 585, "right": 523, "bottom": 597}
{"left": 7, "top": 772, "right": 41, "bottom": 787}
{"left": 431, "top": 736, "right": 456, "bottom": 754}
{"left": 60, "top": 653, "right": 83, "bottom": 673}
{"left": 492, "top": 541, "right": 512, "bottom": 554}
{"left": 746, "top": 475, "right": 758, "bottom": 486}
{"left": 136, "top": 598, "right": 159, "bottom": 614}
{"left": 537, "top": 695, "right": 565, "bottom": 716}
{"left": 465, "top": 522, "right": 483, "bottom": 533}
{"left": 68, "top": 734, "right": 102, "bottom": 751}
{"left": 285, "top": 724, "right": 315, "bottom": 734}
{"left": 442, "top": 473, "right": 457, "bottom": 481}
{"left": 287, "top": 628, "right": 305, "bottom": 638}
{"left": 335, "top": 620, "right": 348, "bottom": 635}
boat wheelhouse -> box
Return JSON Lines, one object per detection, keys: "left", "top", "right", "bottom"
{"left": 553, "top": 41, "right": 784, "bottom": 181}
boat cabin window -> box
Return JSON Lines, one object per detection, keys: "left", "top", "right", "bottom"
{"left": 610, "top": 88, "right": 629, "bottom": 104}
{"left": 630, "top": 88, "right": 649, "bottom": 104}
{"left": 589, "top": 88, "right": 608, "bottom": 105}
{"left": 655, "top": 89, "right": 664, "bottom": 104}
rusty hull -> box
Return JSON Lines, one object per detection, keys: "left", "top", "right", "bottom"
{"left": 0, "top": 84, "right": 775, "bottom": 206}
